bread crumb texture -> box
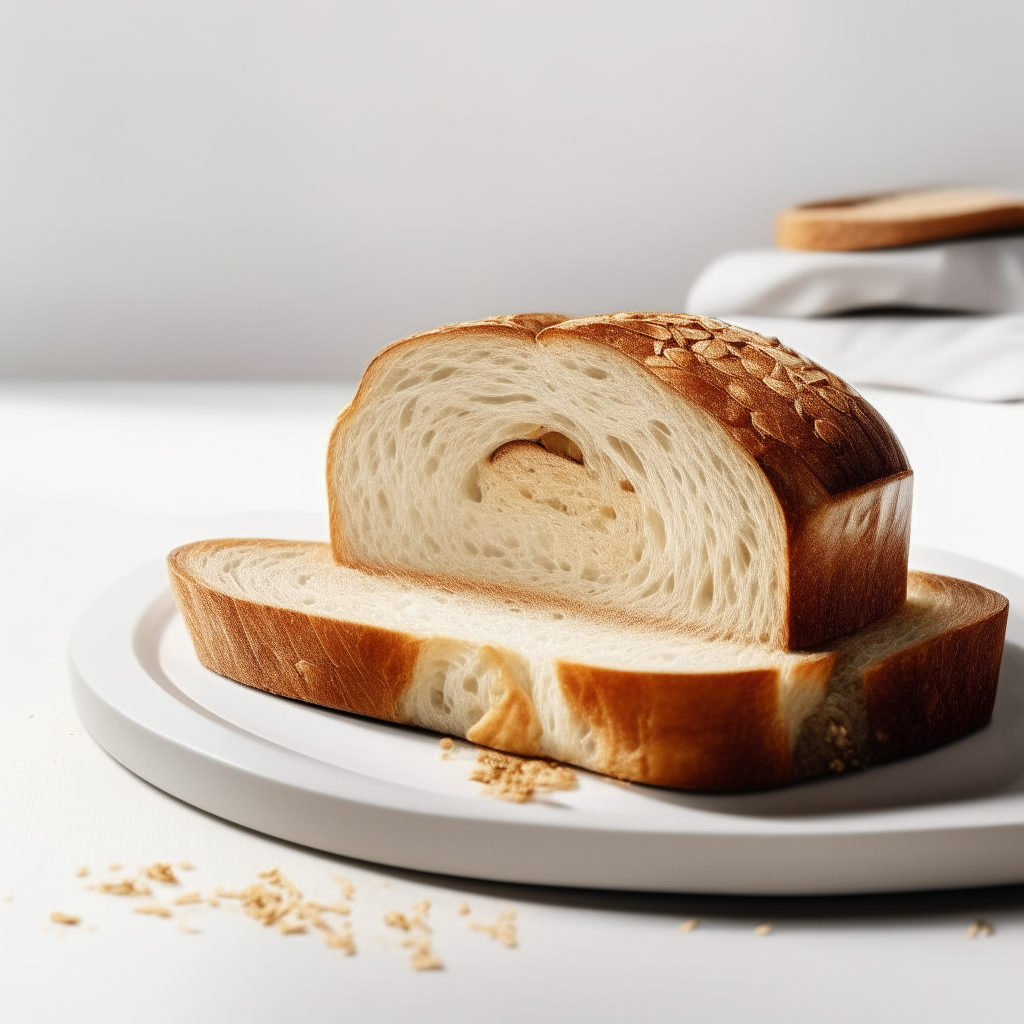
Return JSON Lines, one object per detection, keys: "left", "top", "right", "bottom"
{"left": 753, "top": 924, "right": 773, "bottom": 936}
{"left": 679, "top": 918, "right": 699, "bottom": 933}
{"left": 385, "top": 900, "right": 444, "bottom": 971}
{"left": 439, "top": 737, "right": 454, "bottom": 751}
{"left": 50, "top": 912, "right": 80, "bottom": 926}
{"left": 470, "top": 750, "right": 576, "bottom": 803}
{"left": 968, "top": 919, "right": 994, "bottom": 938}
{"left": 468, "top": 908, "right": 518, "bottom": 948}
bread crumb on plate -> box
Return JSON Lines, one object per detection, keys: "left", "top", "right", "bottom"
{"left": 50, "top": 912, "right": 80, "bottom": 926}
{"left": 679, "top": 918, "right": 699, "bottom": 933}
{"left": 753, "top": 924, "right": 773, "bottom": 936}
{"left": 967, "top": 919, "right": 994, "bottom": 938}
{"left": 470, "top": 750, "right": 576, "bottom": 803}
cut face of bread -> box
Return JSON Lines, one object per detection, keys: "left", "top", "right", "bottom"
{"left": 169, "top": 539, "right": 1007, "bottom": 792}
{"left": 328, "top": 313, "right": 912, "bottom": 649}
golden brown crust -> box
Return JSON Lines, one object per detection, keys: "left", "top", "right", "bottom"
{"left": 861, "top": 577, "right": 1008, "bottom": 763}
{"left": 168, "top": 543, "right": 421, "bottom": 722}
{"left": 557, "top": 662, "right": 792, "bottom": 791}
{"left": 777, "top": 187, "right": 1024, "bottom": 251}
{"left": 537, "top": 313, "right": 913, "bottom": 648}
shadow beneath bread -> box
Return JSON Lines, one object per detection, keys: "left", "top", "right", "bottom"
{"left": 624, "top": 641, "right": 1024, "bottom": 818}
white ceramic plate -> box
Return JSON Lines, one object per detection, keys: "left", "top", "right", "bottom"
{"left": 70, "top": 547, "right": 1024, "bottom": 895}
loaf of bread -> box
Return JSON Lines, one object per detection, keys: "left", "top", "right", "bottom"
{"left": 328, "top": 313, "right": 912, "bottom": 650}
{"left": 169, "top": 539, "right": 1007, "bottom": 791}
{"left": 168, "top": 311, "right": 1009, "bottom": 793}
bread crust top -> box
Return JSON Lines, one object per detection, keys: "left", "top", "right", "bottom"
{"left": 536, "top": 312, "right": 909, "bottom": 502}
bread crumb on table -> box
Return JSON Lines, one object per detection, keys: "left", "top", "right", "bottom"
{"left": 968, "top": 919, "right": 994, "bottom": 938}
{"left": 217, "top": 867, "right": 356, "bottom": 955}
{"left": 456, "top": 902, "right": 471, "bottom": 916}
{"left": 75, "top": 866, "right": 89, "bottom": 878}
{"left": 134, "top": 904, "right": 172, "bottom": 918}
{"left": 173, "top": 891, "right": 202, "bottom": 906}
{"left": 439, "top": 737, "right": 454, "bottom": 751}
{"left": 469, "top": 908, "right": 517, "bottom": 948}
{"left": 90, "top": 876, "right": 152, "bottom": 897}
{"left": 470, "top": 750, "right": 577, "bottom": 803}
{"left": 386, "top": 901, "right": 443, "bottom": 970}
{"left": 144, "top": 862, "right": 178, "bottom": 885}
{"left": 50, "top": 912, "right": 80, "bottom": 926}
{"left": 679, "top": 918, "right": 699, "bottom": 933}
{"left": 753, "top": 924, "right": 773, "bottom": 936}
{"left": 177, "top": 860, "right": 195, "bottom": 871}
{"left": 107, "top": 863, "right": 123, "bottom": 872}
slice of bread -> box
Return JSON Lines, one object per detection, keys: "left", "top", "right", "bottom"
{"left": 168, "top": 539, "right": 1008, "bottom": 792}
{"left": 327, "top": 312, "right": 911, "bottom": 650}
{"left": 777, "top": 187, "right": 1024, "bottom": 251}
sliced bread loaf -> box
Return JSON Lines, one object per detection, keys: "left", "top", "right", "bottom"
{"left": 168, "top": 539, "right": 1007, "bottom": 792}
{"left": 327, "top": 312, "right": 912, "bottom": 649}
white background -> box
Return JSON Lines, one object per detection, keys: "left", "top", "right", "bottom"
{"left": 2, "top": 0, "right": 1023, "bottom": 379}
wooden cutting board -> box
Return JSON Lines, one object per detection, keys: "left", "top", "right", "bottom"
{"left": 777, "top": 187, "right": 1024, "bottom": 251}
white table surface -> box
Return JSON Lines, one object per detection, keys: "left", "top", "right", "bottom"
{"left": 4, "top": 381, "right": 1024, "bottom": 1023}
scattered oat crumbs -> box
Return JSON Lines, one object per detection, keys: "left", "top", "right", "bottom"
{"left": 218, "top": 868, "right": 356, "bottom": 955}
{"left": 469, "top": 908, "right": 517, "bottom": 948}
{"left": 336, "top": 877, "right": 356, "bottom": 900}
{"left": 457, "top": 902, "right": 471, "bottom": 916}
{"left": 406, "top": 935, "right": 444, "bottom": 972}
{"left": 679, "top": 918, "right": 699, "bottom": 933}
{"left": 177, "top": 860, "right": 195, "bottom": 871}
{"left": 968, "top": 919, "right": 994, "bottom": 938}
{"left": 50, "top": 912, "right": 80, "bottom": 926}
{"left": 386, "top": 901, "right": 442, "bottom": 970}
{"left": 107, "top": 863, "right": 123, "bottom": 872}
{"left": 753, "top": 924, "right": 773, "bottom": 937}
{"left": 75, "top": 866, "right": 89, "bottom": 878}
{"left": 91, "top": 877, "right": 152, "bottom": 897}
{"left": 470, "top": 750, "right": 577, "bottom": 803}
{"left": 439, "top": 737, "right": 454, "bottom": 751}
{"left": 135, "top": 904, "right": 172, "bottom": 918}
{"left": 173, "top": 891, "right": 202, "bottom": 906}
{"left": 145, "top": 862, "right": 178, "bottom": 885}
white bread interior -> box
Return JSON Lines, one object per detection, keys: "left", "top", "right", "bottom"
{"left": 330, "top": 331, "right": 788, "bottom": 646}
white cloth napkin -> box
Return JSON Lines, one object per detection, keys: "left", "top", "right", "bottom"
{"left": 684, "top": 234, "right": 1024, "bottom": 400}
{"left": 686, "top": 235, "right": 1024, "bottom": 318}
